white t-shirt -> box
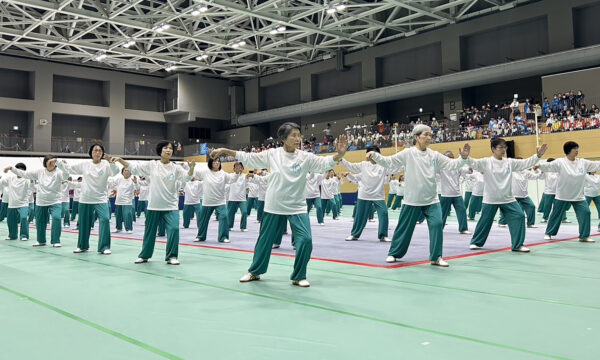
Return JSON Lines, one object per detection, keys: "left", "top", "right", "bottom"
{"left": 512, "top": 170, "right": 542, "bottom": 198}
{"left": 304, "top": 173, "right": 324, "bottom": 199}
{"left": 584, "top": 174, "right": 600, "bottom": 198}
{"left": 236, "top": 148, "right": 337, "bottom": 215}
{"left": 128, "top": 160, "right": 190, "bottom": 211}
{"left": 109, "top": 176, "right": 136, "bottom": 205}
{"left": 183, "top": 181, "right": 203, "bottom": 205}
{"left": 228, "top": 174, "right": 249, "bottom": 202}
{"left": 540, "top": 158, "right": 600, "bottom": 201}
{"left": 193, "top": 167, "right": 240, "bottom": 207}
{"left": 11, "top": 167, "right": 69, "bottom": 206}
{"left": 57, "top": 160, "right": 119, "bottom": 204}
{"left": 0, "top": 175, "right": 30, "bottom": 208}
{"left": 341, "top": 159, "right": 396, "bottom": 201}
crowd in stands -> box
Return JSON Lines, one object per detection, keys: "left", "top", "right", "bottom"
{"left": 232, "top": 90, "right": 599, "bottom": 156}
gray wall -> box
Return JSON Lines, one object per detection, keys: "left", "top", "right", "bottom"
{"left": 380, "top": 43, "right": 442, "bottom": 86}
{"left": 51, "top": 113, "right": 107, "bottom": 139}
{"left": 125, "top": 119, "right": 167, "bottom": 139}
{"left": 462, "top": 76, "right": 543, "bottom": 107}
{"left": 177, "top": 74, "right": 230, "bottom": 121}
{"left": 125, "top": 84, "right": 167, "bottom": 112}
{"left": 314, "top": 64, "right": 362, "bottom": 100}
{"left": 542, "top": 66, "right": 600, "bottom": 102}
{"left": 260, "top": 79, "right": 300, "bottom": 110}
{"left": 0, "top": 109, "right": 30, "bottom": 134}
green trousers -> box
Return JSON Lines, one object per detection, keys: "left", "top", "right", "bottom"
{"left": 35, "top": 203, "right": 62, "bottom": 244}
{"left": 306, "top": 197, "right": 324, "bottom": 223}
{"left": 70, "top": 201, "right": 79, "bottom": 221}
{"left": 351, "top": 199, "right": 388, "bottom": 239}
{"left": 115, "top": 204, "right": 134, "bottom": 231}
{"left": 139, "top": 210, "right": 179, "bottom": 261}
{"left": 249, "top": 212, "right": 312, "bottom": 281}
{"left": 78, "top": 203, "right": 111, "bottom": 252}
{"left": 499, "top": 197, "right": 536, "bottom": 226}
{"left": 256, "top": 200, "right": 265, "bottom": 222}
{"left": 28, "top": 203, "right": 35, "bottom": 223}
{"left": 136, "top": 200, "right": 147, "bottom": 217}
{"left": 273, "top": 218, "right": 293, "bottom": 247}
{"left": 7, "top": 207, "right": 29, "bottom": 240}
{"left": 471, "top": 202, "right": 525, "bottom": 250}
{"left": 246, "top": 197, "right": 257, "bottom": 216}
{"left": 546, "top": 199, "right": 591, "bottom": 239}
{"left": 0, "top": 202, "right": 8, "bottom": 221}
{"left": 585, "top": 196, "right": 600, "bottom": 230}
{"left": 468, "top": 195, "right": 483, "bottom": 219}
{"left": 391, "top": 195, "right": 403, "bottom": 210}
{"left": 387, "top": 194, "right": 395, "bottom": 208}
{"left": 537, "top": 194, "right": 546, "bottom": 213}
{"left": 335, "top": 194, "right": 342, "bottom": 211}
{"left": 183, "top": 204, "right": 200, "bottom": 228}
{"left": 541, "top": 194, "right": 568, "bottom": 221}
{"left": 388, "top": 203, "right": 443, "bottom": 261}
{"left": 197, "top": 204, "right": 229, "bottom": 242}
{"left": 440, "top": 196, "right": 468, "bottom": 232}
{"left": 61, "top": 202, "right": 70, "bottom": 227}
{"left": 464, "top": 191, "right": 472, "bottom": 212}
{"left": 227, "top": 201, "right": 248, "bottom": 230}
{"left": 319, "top": 198, "right": 339, "bottom": 220}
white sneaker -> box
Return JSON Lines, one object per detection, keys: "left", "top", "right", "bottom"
{"left": 4, "top": 237, "right": 13, "bottom": 240}
{"left": 112, "top": 229, "right": 121, "bottom": 233}
{"left": 527, "top": 225, "right": 537, "bottom": 228}
{"left": 345, "top": 235, "right": 358, "bottom": 241}
{"left": 544, "top": 235, "right": 552, "bottom": 240}
{"left": 283, "top": 232, "right": 289, "bottom": 235}
{"left": 541, "top": 219, "right": 547, "bottom": 223}
{"left": 229, "top": 228, "right": 233, "bottom": 231}
{"left": 431, "top": 257, "right": 449, "bottom": 267}
{"left": 292, "top": 279, "right": 310, "bottom": 287}
{"left": 63, "top": 224, "right": 69, "bottom": 228}
{"left": 73, "top": 248, "right": 87, "bottom": 253}
{"left": 52, "top": 243, "right": 62, "bottom": 248}
{"left": 239, "top": 272, "right": 260, "bottom": 282}
{"left": 134, "top": 258, "right": 148, "bottom": 264}
{"left": 468, "top": 218, "right": 475, "bottom": 221}
{"left": 579, "top": 238, "right": 595, "bottom": 243}
{"left": 102, "top": 249, "right": 112, "bottom": 255}
{"left": 241, "top": 229, "right": 248, "bottom": 232}
{"left": 460, "top": 230, "right": 472, "bottom": 235}
{"left": 222, "top": 238, "right": 231, "bottom": 243}
{"left": 368, "top": 219, "right": 376, "bottom": 222}
{"left": 562, "top": 219, "right": 571, "bottom": 223}
{"left": 167, "top": 257, "right": 180, "bottom": 265}
{"left": 379, "top": 237, "right": 391, "bottom": 242}
{"left": 498, "top": 224, "right": 507, "bottom": 228}
{"left": 469, "top": 244, "right": 481, "bottom": 250}
{"left": 20, "top": 237, "right": 28, "bottom": 241}
{"left": 385, "top": 256, "right": 396, "bottom": 263}
{"left": 272, "top": 244, "right": 280, "bottom": 249}
{"left": 32, "top": 242, "right": 46, "bottom": 247}
{"left": 416, "top": 221, "right": 423, "bottom": 224}
{"left": 319, "top": 223, "right": 325, "bottom": 226}
{"left": 126, "top": 230, "right": 133, "bottom": 234}
{"left": 333, "top": 218, "right": 340, "bottom": 221}
{"left": 513, "top": 246, "right": 530, "bottom": 252}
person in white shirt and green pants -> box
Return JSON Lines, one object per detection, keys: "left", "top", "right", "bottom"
{"left": 541, "top": 141, "right": 600, "bottom": 242}
{"left": 370, "top": 124, "right": 471, "bottom": 266}
{"left": 1, "top": 163, "right": 31, "bottom": 241}
{"left": 211, "top": 123, "right": 348, "bottom": 287}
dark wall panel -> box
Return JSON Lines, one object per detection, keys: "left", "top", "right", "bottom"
{"left": 461, "top": 76, "right": 542, "bottom": 108}
{"left": 125, "top": 84, "right": 167, "bottom": 112}
{"left": 260, "top": 79, "right": 300, "bottom": 110}
{"left": 53, "top": 75, "right": 108, "bottom": 107}
{"left": 0, "top": 109, "right": 30, "bottom": 134}
{"left": 460, "top": 17, "right": 549, "bottom": 70}
{"left": 378, "top": 93, "right": 444, "bottom": 124}
{"left": 380, "top": 43, "right": 442, "bottom": 86}
{"left": 51, "top": 113, "right": 107, "bottom": 139}
{"left": 315, "top": 64, "right": 362, "bottom": 100}
{"left": 0, "top": 68, "right": 33, "bottom": 99}
{"left": 573, "top": 2, "right": 600, "bottom": 48}
{"left": 125, "top": 119, "right": 167, "bottom": 138}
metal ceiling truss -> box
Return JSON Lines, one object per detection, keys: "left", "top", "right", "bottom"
{"left": 0, "top": 0, "right": 532, "bottom": 78}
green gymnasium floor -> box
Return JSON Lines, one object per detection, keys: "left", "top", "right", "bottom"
{"left": 0, "top": 207, "right": 598, "bottom": 360}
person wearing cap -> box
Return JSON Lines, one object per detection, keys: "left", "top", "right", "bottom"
{"left": 209, "top": 122, "right": 348, "bottom": 288}
{"left": 9, "top": 155, "right": 69, "bottom": 247}
{"left": 542, "top": 141, "right": 600, "bottom": 242}
{"left": 369, "top": 124, "right": 471, "bottom": 266}
{"left": 57, "top": 144, "right": 119, "bottom": 254}
{"left": 468, "top": 138, "right": 547, "bottom": 252}
{"left": 341, "top": 146, "right": 400, "bottom": 243}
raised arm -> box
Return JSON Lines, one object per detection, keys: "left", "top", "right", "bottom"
{"left": 307, "top": 154, "right": 338, "bottom": 174}
{"left": 9, "top": 167, "right": 39, "bottom": 181}
{"left": 509, "top": 154, "right": 541, "bottom": 172}
{"left": 340, "top": 158, "right": 363, "bottom": 173}
{"left": 369, "top": 152, "right": 404, "bottom": 170}
{"left": 584, "top": 159, "right": 600, "bottom": 173}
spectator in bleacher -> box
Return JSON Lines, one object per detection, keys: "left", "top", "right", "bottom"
{"left": 510, "top": 97, "right": 519, "bottom": 115}
{"left": 543, "top": 97, "right": 550, "bottom": 117}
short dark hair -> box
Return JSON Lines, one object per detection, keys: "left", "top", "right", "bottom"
{"left": 207, "top": 156, "right": 222, "bottom": 171}
{"left": 43, "top": 155, "right": 57, "bottom": 168}
{"left": 121, "top": 167, "right": 129, "bottom": 175}
{"left": 88, "top": 143, "right": 105, "bottom": 158}
{"left": 490, "top": 138, "right": 506, "bottom": 149}
{"left": 15, "top": 163, "right": 26, "bottom": 171}
{"left": 156, "top": 141, "right": 174, "bottom": 156}
{"left": 546, "top": 158, "right": 555, "bottom": 163}
{"left": 233, "top": 161, "right": 244, "bottom": 169}
{"left": 563, "top": 141, "right": 579, "bottom": 155}
{"left": 366, "top": 145, "right": 380, "bottom": 154}
{"left": 277, "top": 122, "right": 301, "bottom": 141}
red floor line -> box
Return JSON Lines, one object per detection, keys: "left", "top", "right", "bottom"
{"left": 50, "top": 228, "right": 600, "bottom": 269}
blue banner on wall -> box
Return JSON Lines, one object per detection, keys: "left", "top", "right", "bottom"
{"left": 200, "top": 143, "right": 207, "bottom": 155}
